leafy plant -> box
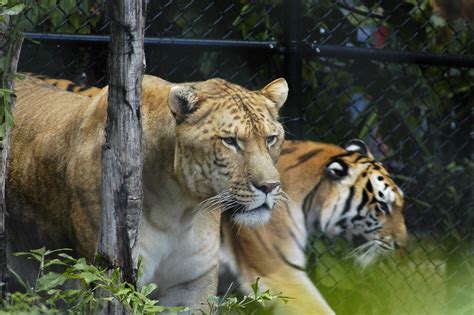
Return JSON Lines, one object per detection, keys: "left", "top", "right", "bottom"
{"left": 17, "top": 0, "right": 105, "bottom": 34}
{"left": 0, "top": 0, "right": 25, "bottom": 22}
{"left": 205, "top": 278, "right": 291, "bottom": 315}
{"left": 2, "top": 248, "right": 185, "bottom": 314}
{"left": 2, "top": 249, "right": 290, "bottom": 315}
{"left": 0, "top": 0, "right": 25, "bottom": 138}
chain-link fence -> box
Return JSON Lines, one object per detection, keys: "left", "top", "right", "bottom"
{"left": 17, "top": 1, "right": 473, "bottom": 314}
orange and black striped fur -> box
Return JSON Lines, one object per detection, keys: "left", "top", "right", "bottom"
{"left": 24, "top": 73, "right": 102, "bottom": 97}
{"left": 219, "top": 140, "right": 407, "bottom": 315}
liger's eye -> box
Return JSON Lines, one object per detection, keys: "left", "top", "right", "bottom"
{"left": 266, "top": 135, "right": 277, "bottom": 146}
{"left": 221, "top": 137, "right": 238, "bottom": 148}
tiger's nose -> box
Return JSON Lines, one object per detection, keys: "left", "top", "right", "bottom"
{"left": 253, "top": 181, "right": 280, "bottom": 194}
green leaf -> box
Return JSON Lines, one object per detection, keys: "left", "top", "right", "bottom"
{"left": 89, "top": 15, "right": 99, "bottom": 28}
{"left": 140, "top": 283, "right": 157, "bottom": 296}
{"left": 13, "top": 251, "right": 43, "bottom": 262}
{"left": 72, "top": 258, "right": 88, "bottom": 270}
{"left": 0, "top": 88, "right": 15, "bottom": 96}
{"left": 1, "top": 4, "right": 25, "bottom": 16}
{"left": 79, "top": 271, "right": 101, "bottom": 285}
{"left": 207, "top": 294, "right": 219, "bottom": 305}
{"left": 49, "top": 8, "right": 63, "bottom": 29}
{"left": 39, "top": 0, "right": 56, "bottom": 10}
{"left": 145, "top": 305, "right": 166, "bottom": 313}
{"left": 31, "top": 247, "right": 47, "bottom": 256}
{"left": 61, "top": 0, "right": 77, "bottom": 13}
{"left": 44, "top": 258, "right": 69, "bottom": 268}
{"left": 251, "top": 277, "right": 260, "bottom": 297}
{"left": 114, "top": 288, "right": 131, "bottom": 296}
{"left": 7, "top": 266, "right": 31, "bottom": 291}
{"left": 36, "top": 272, "right": 67, "bottom": 292}
{"left": 61, "top": 288, "right": 81, "bottom": 298}
{"left": 111, "top": 268, "right": 120, "bottom": 284}
{"left": 58, "top": 253, "right": 76, "bottom": 261}
{"left": 5, "top": 107, "right": 15, "bottom": 127}
{"left": 164, "top": 305, "right": 187, "bottom": 313}
{"left": 68, "top": 12, "right": 82, "bottom": 30}
{"left": 14, "top": 72, "right": 27, "bottom": 80}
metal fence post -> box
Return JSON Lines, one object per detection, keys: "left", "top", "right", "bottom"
{"left": 283, "top": 0, "right": 303, "bottom": 139}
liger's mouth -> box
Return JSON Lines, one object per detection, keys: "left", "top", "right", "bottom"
{"left": 228, "top": 202, "right": 273, "bottom": 226}
{"left": 231, "top": 203, "right": 271, "bottom": 215}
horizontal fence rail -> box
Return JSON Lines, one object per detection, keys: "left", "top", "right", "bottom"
{"left": 25, "top": 32, "right": 474, "bottom": 67}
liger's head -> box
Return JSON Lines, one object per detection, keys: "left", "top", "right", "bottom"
{"left": 168, "top": 78, "right": 288, "bottom": 226}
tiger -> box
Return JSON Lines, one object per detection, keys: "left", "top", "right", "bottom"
{"left": 219, "top": 139, "right": 408, "bottom": 315}
{"left": 23, "top": 72, "right": 102, "bottom": 96}
{"left": 7, "top": 74, "right": 288, "bottom": 310}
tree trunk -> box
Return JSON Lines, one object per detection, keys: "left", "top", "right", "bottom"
{"left": 96, "top": 0, "right": 147, "bottom": 313}
{"left": 0, "top": 15, "right": 24, "bottom": 297}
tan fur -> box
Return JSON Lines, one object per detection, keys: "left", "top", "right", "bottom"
{"left": 8, "top": 74, "right": 288, "bottom": 309}
{"left": 220, "top": 140, "right": 407, "bottom": 315}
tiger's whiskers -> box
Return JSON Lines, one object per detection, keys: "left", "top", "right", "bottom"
{"left": 345, "top": 239, "right": 393, "bottom": 269}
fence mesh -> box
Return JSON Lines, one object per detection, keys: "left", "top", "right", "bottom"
{"left": 16, "top": 0, "right": 474, "bottom": 314}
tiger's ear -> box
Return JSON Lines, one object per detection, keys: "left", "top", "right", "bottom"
{"left": 261, "top": 78, "right": 288, "bottom": 110}
{"left": 344, "top": 139, "right": 373, "bottom": 158}
{"left": 168, "top": 85, "right": 200, "bottom": 122}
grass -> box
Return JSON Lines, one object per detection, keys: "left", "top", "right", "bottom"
{"left": 306, "top": 233, "right": 473, "bottom": 315}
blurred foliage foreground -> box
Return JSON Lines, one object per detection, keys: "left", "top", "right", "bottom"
{"left": 0, "top": 248, "right": 290, "bottom": 315}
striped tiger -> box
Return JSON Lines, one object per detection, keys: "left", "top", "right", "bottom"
{"left": 219, "top": 139, "right": 408, "bottom": 315}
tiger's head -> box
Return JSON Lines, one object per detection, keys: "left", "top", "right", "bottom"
{"left": 295, "top": 139, "right": 407, "bottom": 266}
{"left": 167, "top": 77, "right": 288, "bottom": 226}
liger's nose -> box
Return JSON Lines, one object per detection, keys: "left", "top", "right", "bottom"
{"left": 253, "top": 181, "right": 280, "bottom": 194}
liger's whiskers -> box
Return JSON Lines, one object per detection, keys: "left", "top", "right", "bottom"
{"left": 193, "top": 190, "right": 232, "bottom": 214}
{"left": 279, "top": 190, "right": 292, "bottom": 203}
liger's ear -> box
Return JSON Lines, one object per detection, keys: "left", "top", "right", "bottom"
{"left": 344, "top": 139, "right": 374, "bottom": 158}
{"left": 261, "top": 78, "right": 289, "bottom": 110}
{"left": 168, "top": 85, "right": 200, "bottom": 122}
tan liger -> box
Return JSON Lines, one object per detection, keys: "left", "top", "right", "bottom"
{"left": 7, "top": 75, "right": 289, "bottom": 310}
{"left": 219, "top": 139, "right": 408, "bottom": 315}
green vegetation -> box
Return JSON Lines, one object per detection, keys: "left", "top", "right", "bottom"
{"left": 1, "top": 248, "right": 289, "bottom": 314}
{"left": 306, "top": 235, "right": 473, "bottom": 315}
{"left": 0, "top": 0, "right": 25, "bottom": 137}
{"left": 17, "top": 0, "right": 104, "bottom": 34}
{"left": 206, "top": 278, "right": 290, "bottom": 315}
{"left": 2, "top": 248, "right": 183, "bottom": 314}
